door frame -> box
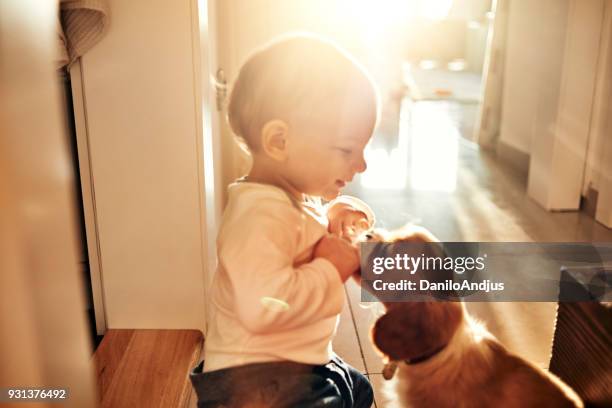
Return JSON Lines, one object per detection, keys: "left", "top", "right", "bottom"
{"left": 194, "top": 0, "right": 225, "bottom": 335}
{"left": 70, "top": 60, "right": 108, "bottom": 335}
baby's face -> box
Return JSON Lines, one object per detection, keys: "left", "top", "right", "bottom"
{"left": 285, "top": 119, "right": 373, "bottom": 200}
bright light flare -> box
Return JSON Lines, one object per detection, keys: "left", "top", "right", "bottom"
{"left": 360, "top": 99, "right": 411, "bottom": 190}
{"left": 418, "top": 0, "right": 454, "bottom": 21}
{"left": 410, "top": 102, "right": 458, "bottom": 192}
{"left": 340, "top": 0, "right": 454, "bottom": 26}
{"left": 360, "top": 146, "right": 408, "bottom": 189}
{"left": 341, "top": 0, "right": 412, "bottom": 31}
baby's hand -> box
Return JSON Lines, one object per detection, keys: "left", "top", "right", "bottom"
{"left": 328, "top": 208, "right": 370, "bottom": 241}
{"left": 314, "top": 235, "right": 360, "bottom": 283}
{"left": 327, "top": 198, "right": 373, "bottom": 242}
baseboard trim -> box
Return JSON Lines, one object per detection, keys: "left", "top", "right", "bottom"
{"left": 496, "top": 140, "right": 530, "bottom": 180}
{"left": 581, "top": 187, "right": 599, "bottom": 218}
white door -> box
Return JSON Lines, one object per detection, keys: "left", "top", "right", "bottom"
{"left": 197, "top": 0, "right": 226, "bottom": 332}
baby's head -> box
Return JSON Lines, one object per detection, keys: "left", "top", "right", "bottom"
{"left": 228, "top": 33, "right": 380, "bottom": 200}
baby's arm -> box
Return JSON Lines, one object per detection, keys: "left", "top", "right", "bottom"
{"left": 314, "top": 234, "right": 360, "bottom": 282}
{"left": 219, "top": 207, "right": 348, "bottom": 335}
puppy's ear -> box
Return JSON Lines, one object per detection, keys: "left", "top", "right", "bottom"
{"left": 371, "top": 308, "right": 414, "bottom": 361}
{"left": 371, "top": 302, "right": 464, "bottom": 361}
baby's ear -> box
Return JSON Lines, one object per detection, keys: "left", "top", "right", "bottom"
{"left": 260, "top": 119, "right": 289, "bottom": 161}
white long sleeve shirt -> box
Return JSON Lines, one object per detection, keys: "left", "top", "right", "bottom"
{"left": 203, "top": 181, "right": 345, "bottom": 372}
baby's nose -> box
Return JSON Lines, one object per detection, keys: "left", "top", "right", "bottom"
{"left": 353, "top": 155, "right": 367, "bottom": 174}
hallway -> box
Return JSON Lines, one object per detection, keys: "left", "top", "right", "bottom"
{"left": 335, "top": 97, "right": 612, "bottom": 407}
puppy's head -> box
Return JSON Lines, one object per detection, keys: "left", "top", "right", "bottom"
{"left": 364, "top": 225, "right": 464, "bottom": 362}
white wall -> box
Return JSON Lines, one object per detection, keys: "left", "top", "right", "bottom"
{"left": 499, "top": 0, "right": 569, "bottom": 155}
{"left": 78, "top": 0, "right": 208, "bottom": 331}
{"left": 583, "top": 0, "right": 612, "bottom": 197}
{"left": 499, "top": 0, "right": 605, "bottom": 210}
{"left": 548, "top": 0, "right": 605, "bottom": 208}
{"left": 591, "top": 0, "right": 612, "bottom": 227}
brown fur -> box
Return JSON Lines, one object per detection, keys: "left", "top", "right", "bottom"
{"left": 364, "top": 228, "right": 583, "bottom": 408}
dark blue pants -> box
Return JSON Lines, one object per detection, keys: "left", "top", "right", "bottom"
{"left": 190, "top": 355, "right": 374, "bottom": 408}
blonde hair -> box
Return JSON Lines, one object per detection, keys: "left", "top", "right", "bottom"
{"left": 227, "top": 33, "right": 380, "bottom": 151}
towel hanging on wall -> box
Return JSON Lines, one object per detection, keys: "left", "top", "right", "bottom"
{"left": 57, "top": 0, "right": 110, "bottom": 69}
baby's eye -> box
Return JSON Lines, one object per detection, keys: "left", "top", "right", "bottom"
{"left": 336, "top": 148, "right": 353, "bottom": 155}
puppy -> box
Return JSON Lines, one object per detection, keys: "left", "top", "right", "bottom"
{"left": 363, "top": 227, "right": 583, "bottom": 408}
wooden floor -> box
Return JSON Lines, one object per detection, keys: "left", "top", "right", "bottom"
{"left": 190, "top": 98, "right": 612, "bottom": 408}
{"left": 94, "top": 329, "right": 203, "bottom": 408}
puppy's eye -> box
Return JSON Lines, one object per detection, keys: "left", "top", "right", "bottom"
{"left": 365, "top": 233, "right": 374, "bottom": 240}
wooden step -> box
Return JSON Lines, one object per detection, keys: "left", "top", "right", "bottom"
{"left": 93, "top": 329, "right": 203, "bottom": 408}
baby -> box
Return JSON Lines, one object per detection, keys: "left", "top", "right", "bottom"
{"left": 190, "top": 34, "right": 379, "bottom": 408}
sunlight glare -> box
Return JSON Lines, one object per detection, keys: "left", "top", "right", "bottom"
{"left": 342, "top": 0, "right": 454, "bottom": 26}
{"left": 343, "top": 0, "right": 411, "bottom": 28}
{"left": 419, "top": 0, "right": 454, "bottom": 21}
{"left": 360, "top": 100, "right": 410, "bottom": 190}
{"left": 361, "top": 146, "right": 408, "bottom": 189}
{"left": 410, "top": 103, "right": 458, "bottom": 192}
{"left": 339, "top": 0, "right": 412, "bottom": 44}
